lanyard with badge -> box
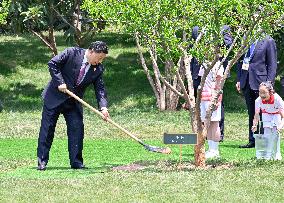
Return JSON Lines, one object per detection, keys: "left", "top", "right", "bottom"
{"left": 242, "top": 40, "right": 258, "bottom": 71}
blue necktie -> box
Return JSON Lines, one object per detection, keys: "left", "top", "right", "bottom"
{"left": 247, "top": 43, "right": 255, "bottom": 59}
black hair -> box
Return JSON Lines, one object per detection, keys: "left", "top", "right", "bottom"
{"left": 259, "top": 81, "right": 275, "bottom": 94}
{"left": 88, "top": 41, "right": 108, "bottom": 54}
{"left": 192, "top": 26, "right": 199, "bottom": 41}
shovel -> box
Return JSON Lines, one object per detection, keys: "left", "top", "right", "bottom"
{"left": 65, "top": 89, "right": 171, "bottom": 154}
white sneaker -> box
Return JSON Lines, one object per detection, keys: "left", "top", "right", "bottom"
{"left": 205, "top": 150, "right": 220, "bottom": 159}
{"left": 275, "top": 153, "right": 282, "bottom": 160}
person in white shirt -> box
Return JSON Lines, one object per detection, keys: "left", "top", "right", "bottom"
{"left": 199, "top": 61, "right": 224, "bottom": 159}
{"left": 252, "top": 81, "right": 284, "bottom": 160}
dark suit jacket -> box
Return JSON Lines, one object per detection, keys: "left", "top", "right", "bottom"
{"left": 190, "top": 26, "right": 201, "bottom": 89}
{"left": 237, "top": 36, "right": 277, "bottom": 90}
{"left": 42, "top": 47, "right": 108, "bottom": 111}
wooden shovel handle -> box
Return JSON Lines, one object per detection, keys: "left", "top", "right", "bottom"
{"left": 65, "top": 89, "right": 143, "bottom": 144}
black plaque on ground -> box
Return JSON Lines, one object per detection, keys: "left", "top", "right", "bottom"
{"left": 163, "top": 133, "right": 197, "bottom": 144}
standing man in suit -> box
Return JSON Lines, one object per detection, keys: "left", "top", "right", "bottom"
{"left": 37, "top": 41, "right": 109, "bottom": 170}
{"left": 236, "top": 35, "right": 277, "bottom": 148}
{"left": 190, "top": 25, "right": 232, "bottom": 141}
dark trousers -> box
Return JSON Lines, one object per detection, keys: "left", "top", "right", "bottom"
{"left": 220, "top": 101, "right": 225, "bottom": 139}
{"left": 242, "top": 84, "right": 261, "bottom": 144}
{"left": 280, "top": 76, "right": 284, "bottom": 97}
{"left": 0, "top": 100, "right": 3, "bottom": 112}
{"left": 37, "top": 98, "right": 84, "bottom": 166}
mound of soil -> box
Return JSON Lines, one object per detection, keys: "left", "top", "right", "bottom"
{"left": 111, "top": 161, "right": 234, "bottom": 171}
{"left": 112, "top": 164, "right": 146, "bottom": 171}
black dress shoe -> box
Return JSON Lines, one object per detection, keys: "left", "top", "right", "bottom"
{"left": 37, "top": 162, "right": 46, "bottom": 171}
{"left": 71, "top": 164, "right": 87, "bottom": 169}
{"left": 219, "top": 135, "right": 224, "bottom": 142}
{"left": 239, "top": 142, "right": 255, "bottom": 148}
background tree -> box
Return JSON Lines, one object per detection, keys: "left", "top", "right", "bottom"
{"left": 20, "top": 1, "right": 58, "bottom": 55}
{"left": 1, "top": 0, "right": 100, "bottom": 56}
{"left": 0, "top": 0, "right": 10, "bottom": 25}
{"left": 83, "top": 0, "right": 194, "bottom": 111}
{"left": 0, "top": 0, "right": 10, "bottom": 111}
{"left": 83, "top": 0, "right": 284, "bottom": 167}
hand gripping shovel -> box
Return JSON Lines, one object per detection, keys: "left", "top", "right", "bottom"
{"left": 66, "top": 89, "right": 171, "bottom": 154}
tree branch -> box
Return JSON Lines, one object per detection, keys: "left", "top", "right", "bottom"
{"left": 176, "top": 59, "right": 191, "bottom": 105}
{"left": 135, "top": 32, "right": 160, "bottom": 101}
{"left": 52, "top": 6, "right": 79, "bottom": 32}
{"left": 148, "top": 41, "right": 163, "bottom": 95}
{"left": 159, "top": 74, "right": 184, "bottom": 98}
{"left": 30, "top": 29, "right": 53, "bottom": 50}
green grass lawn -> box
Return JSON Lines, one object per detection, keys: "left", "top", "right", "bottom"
{"left": 1, "top": 138, "right": 284, "bottom": 202}
{"left": 1, "top": 32, "right": 284, "bottom": 202}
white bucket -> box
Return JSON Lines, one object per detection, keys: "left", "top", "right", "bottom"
{"left": 253, "top": 132, "right": 278, "bottom": 160}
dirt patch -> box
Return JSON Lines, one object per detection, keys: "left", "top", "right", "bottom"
{"left": 111, "top": 161, "right": 234, "bottom": 172}
{"left": 112, "top": 164, "right": 146, "bottom": 171}
{"left": 147, "top": 160, "right": 234, "bottom": 171}
{"left": 178, "top": 162, "right": 234, "bottom": 170}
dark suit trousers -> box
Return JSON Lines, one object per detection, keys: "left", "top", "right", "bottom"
{"left": 242, "top": 84, "right": 261, "bottom": 144}
{"left": 280, "top": 76, "right": 284, "bottom": 97}
{"left": 37, "top": 98, "right": 84, "bottom": 166}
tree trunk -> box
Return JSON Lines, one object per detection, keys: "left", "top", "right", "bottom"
{"left": 159, "top": 90, "right": 166, "bottom": 111}
{"left": 30, "top": 28, "right": 57, "bottom": 56}
{"left": 194, "top": 114, "right": 206, "bottom": 167}
{"left": 48, "top": 27, "right": 57, "bottom": 56}
{"left": 194, "top": 137, "right": 206, "bottom": 167}
{"left": 74, "top": 0, "right": 83, "bottom": 46}
{"left": 29, "top": 2, "right": 58, "bottom": 56}
{"left": 190, "top": 108, "right": 206, "bottom": 167}
{"left": 47, "top": 1, "right": 57, "bottom": 56}
{"left": 135, "top": 33, "right": 182, "bottom": 111}
{"left": 165, "top": 62, "right": 171, "bottom": 109}
{"left": 164, "top": 60, "right": 181, "bottom": 110}
{"left": 164, "top": 75, "right": 180, "bottom": 110}
{"left": 166, "top": 86, "right": 180, "bottom": 110}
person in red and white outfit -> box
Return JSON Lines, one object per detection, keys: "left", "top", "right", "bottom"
{"left": 252, "top": 81, "right": 284, "bottom": 160}
{"left": 199, "top": 61, "right": 224, "bottom": 159}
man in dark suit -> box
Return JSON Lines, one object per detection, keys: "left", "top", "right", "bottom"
{"left": 37, "top": 41, "right": 109, "bottom": 170}
{"left": 236, "top": 35, "right": 277, "bottom": 148}
{"left": 190, "top": 25, "right": 232, "bottom": 141}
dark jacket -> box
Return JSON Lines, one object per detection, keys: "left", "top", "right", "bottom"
{"left": 190, "top": 26, "right": 201, "bottom": 89}
{"left": 42, "top": 47, "right": 108, "bottom": 110}
{"left": 237, "top": 36, "right": 277, "bottom": 90}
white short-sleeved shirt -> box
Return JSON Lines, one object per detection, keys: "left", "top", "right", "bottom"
{"left": 199, "top": 61, "right": 224, "bottom": 121}
{"left": 198, "top": 61, "right": 224, "bottom": 93}
{"left": 255, "top": 93, "right": 284, "bottom": 128}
